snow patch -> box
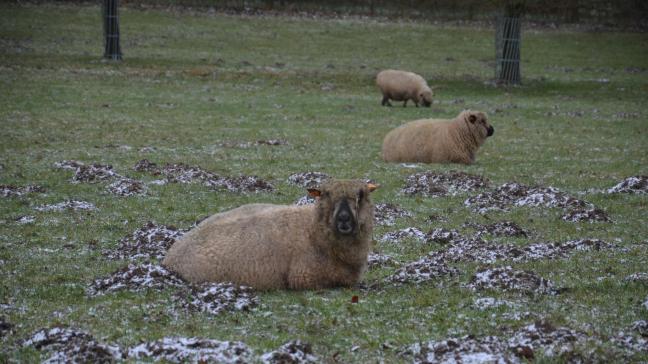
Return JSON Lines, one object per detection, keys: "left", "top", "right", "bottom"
{"left": 261, "top": 340, "right": 319, "bottom": 363}
{"left": 402, "top": 171, "right": 489, "bottom": 197}
{"left": 467, "top": 266, "right": 558, "bottom": 295}
{"left": 379, "top": 227, "right": 426, "bottom": 243}
{"left": 607, "top": 176, "right": 648, "bottom": 194}
{"left": 374, "top": 203, "right": 412, "bottom": 226}
{"left": 103, "top": 221, "right": 186, "bottom": 261}
{"left": 34, "top": 200, "right": 96, "bottom": 212}
{"left": 286, "top": 171, "right": 330, "bottom": 188}
{"left": 128, "top": 337, "right": 254, "bottom": 363}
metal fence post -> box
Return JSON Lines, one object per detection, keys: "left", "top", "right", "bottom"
{"left": 103, "top": 0, "right": 122, "bottom": 60}
{"left": 495, "top": 15, "right": 521, "bottom": 84}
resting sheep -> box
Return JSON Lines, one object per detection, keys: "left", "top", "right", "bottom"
{"left": 163, "top": 179, "right": 378, "bottom": 290}
{"left": 376, "top": 69, "right": 433, "bottom": 107}
{"left": 382, "top": 110, "right": 494, "bottom": 165}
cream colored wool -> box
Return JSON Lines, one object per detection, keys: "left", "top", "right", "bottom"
{"left": 376, "top": 69, "right": 433, "bottom": 107}
{"left": 382, "top": 110, "right": 494, "bottom": 164}
{"left": 163, "top": 180, "right": 377, "bottom": 290}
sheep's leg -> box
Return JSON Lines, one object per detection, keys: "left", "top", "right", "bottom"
{"left": 381, "top": 95, "right": 392, "bottom": 107}
{"left": 403, "top": 100, "right": 408, "bottom": 107}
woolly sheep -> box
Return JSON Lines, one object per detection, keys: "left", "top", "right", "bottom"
{"left": 382, "top": 110, "right": 494, "bottom": 164}
{"left": 376, "top": 69, "right": 433, "bottom": 107}
{"left": 163, "top": 180, "right": 379, "bottom": 290}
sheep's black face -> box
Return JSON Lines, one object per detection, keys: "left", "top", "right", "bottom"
{"left": 308, "top": 180, "right": 379, "bottom": 238}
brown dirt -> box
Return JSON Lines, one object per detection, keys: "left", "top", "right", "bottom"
{"left": 103, "top": 222, "right": 186, "bottom": 261}
{"left": 1, "top": 184, "right": 45, "bottom": 198}
{"left": 286, "top": 171, "right": 330, "bottom": 188}
{"left": 607, "top": 176, "right": 648, "bottom": 194}
{"left": 374, "top": 203, "right": 412, "bottom": 226}
{"left": 261, "top": 340, "right": 319, "bottom": 363}
{"left": 402, "top": 171, "right": 490, "bottom": 197}
{"left": 107, "top": 178, "right": 147, "bottom": 197}
{"left": 467, "top": 266, "right": 558, "bottom": 295}
{"left": 22, "top": 327, "right": 124, "bottom": 363}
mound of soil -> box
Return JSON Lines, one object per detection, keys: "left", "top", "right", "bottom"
{"left": 261, "top": 340, "right": 319, "bottom": 364}
{"left": 34, "top": 200, "right": 96, "bottom": 212}
{"left": 367, "top": 253, "right": 399, "bottom": 268}
{"left": 402, "top": 171, "right": 489, "bottom": 197}
{"left": 103, "top": 222, "right": 186, "bottom": 261}
{"left": 22, "top": 327, "right": 123, "bottom": 363}
{"left": 0, "top": 317, "right": 13, "bottom": 337}
{"left": 624, "top": 272, "right": 648, "bottom": 283}
{"left": 72, "top": 163, "right": 119, "bottom": 183}
{"left": 254, "top": 139, "right": 288, "bottom": 146}
{"left": 464, "top": 182, "right": 593, "bottom": 214}
{"left": 54, "top": 160, "right": 85, "bottom": 170}
{"left": 507, "top": 320, "right": 600, "bottom": 361}
{"left": 1, "top": 184, "right": 45, "bottom": 198}
{"left": 209, "top": 175, "right": 275, "bottom": 194}
{"left": 286, "top": 172, "right": 330, "bottom": 188}
{"left": 467, "top": 266, "right": 558, "bottom": 295}
{"left": 403, "top": 335, "right": 515, "bottom": 364}
{"left": 133, "top": 159, "right": 160, "bottom": 174}
{"left": 128, "top": 337, "right": 254, "bottom": 363}
{"left": 107, "top": 178, "right": 147, "bottom": 197}
{"left": 379, "top": 227, "right": 426, "bottom": 243}
{"left": 388, "top": 256, "right": 459, "bottom": 284}
{"left": 374, "top": 203, "right": 412, "bottom": 226}
{"left": 15, "top": 215, "right": 36, "bottom": 224}
{"left": 463, "top": 221, "right": 529, "bottom": 238}
{"left": 294, "top": 195, "right": 316, "bottom": 205}
{"left": 424, "top": 228, "right": 465, "bottom": 245}
{"left": 174, "top": 282, "right": 258, "bottom": 315}
{"left": 86, "top": 263, "right": 185, "bottom": 296}
{"left": 607, "top": 176, "right": 648, "bottom": 194}
{"left": 561, "top": 208, "right": 611, "bottom": 223}
{"left": 631, "top": 320, "right": 648, "bottom": 337}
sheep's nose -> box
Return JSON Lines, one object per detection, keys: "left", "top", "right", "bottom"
{"left": 337, "top": 210, "right": 351, "bottom": 222}
{"left": 487, "top": 126, "right": 494, "bottom": 136}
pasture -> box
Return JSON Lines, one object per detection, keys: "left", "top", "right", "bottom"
{"left": 1, "top": 3, "right": 647, "bottom": 362}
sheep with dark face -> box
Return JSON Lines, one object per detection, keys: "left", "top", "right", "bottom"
{"left": 163, "top": 180, "right": 378, "bottom": 290}
{"left": 382, "top": 110, "right": 494, "bottom": 165}
{"left": 376, "top": 69, "right": 433, "bottom": 107}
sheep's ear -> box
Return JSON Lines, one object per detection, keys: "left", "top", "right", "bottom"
{"left": 367, "top": 183, "right": 379, "bottom": 192}
{"left": 468, "top": 114, "right": 477, "bottom": 123}
{"left": 307, "top": 188, "right": 321, "bottom": 198}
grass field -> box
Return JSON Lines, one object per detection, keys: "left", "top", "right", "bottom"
{"left": 1, "top": 3, "right": 648, "bottom": 362}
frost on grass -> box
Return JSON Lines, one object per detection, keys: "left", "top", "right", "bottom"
{"left": 294, "top": 195, "right": 316, "bottom": 205}
{"left": 174, "top": 282, "right": 259, "bottom": 315}
{"left": 473, "top": 297, "right": 515, "bottom": 311}
{"left": 86, "top": 263, "right": 185, "bottom": 296}
{"left": 388, "top": 256, "right": 459, "bottom": 284}
{"left": 367, "top": 252, "right": 399, "bottom": 268}
{"left": 1, "top": 184, "right": 45, "bottom": 198}
{"left": 107, "top": 178, "right": 147, "bottom": 197}
{"left": 22, "top": 327, "right": 124, "bottom": 363}
{"left": 402, "top": 171, "right": 489, "bottom": 197}
{"left": 464, "top": 182, "right": 609, "bottom": 222}
{"left": 463, "top": 221, "right": 529, "bottom": 238}
{"left": 624, "top": 272, "right": 648, "bottom": 283}
{"left": 607, "top": 176, "right": 648, "bottom": 194}
{"left": 424, "top": 227, "right": 465, "bottom": 245}
{"left": 15, "top": 215, "right": 36, "bottom": 224}
{"left": 261, "top": 340, "right": 319, "bottom": 364}
{"left": 128, "top": 337, "right": 254, "bottom": 364}
{"left": 374, "top": 203, "right": 412, "bottom": 226}
{"left": 467, "top": 266, "right": 558, "bottom": 295}
{"left": 402, "top": 335, "right": 516, "bottom": 364}
{"left": 103, "top": 221, "right": 186, "bottom": 261}
{"left": 286, "top": 171, "right": 330, "bottom": 188}
{"left": 379, "top": 227, "right": 426, "bottom": 243}
{"left": 34, "top": 200, "right": 96, "bottom": 212}
{"left": 134, "top": 160, "right": 275, "bottom": 193}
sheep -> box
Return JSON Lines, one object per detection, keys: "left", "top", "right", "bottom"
{"left": 376, "top": 69, "right": 433, "bottom": 107}
{"left": 162, "top": 180, "right": 379, "bottom": 290}
{"left": 381, "top": 110, "right": 494, "bottom": 165}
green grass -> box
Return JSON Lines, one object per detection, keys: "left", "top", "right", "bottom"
{"left": 1, "top": 3, "right": 648, "bottom": 362}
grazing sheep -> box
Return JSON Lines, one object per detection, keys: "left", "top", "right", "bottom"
{"left": 163, "top": 180, "right": 378, "bottom": 290}
{"left": 382, "top": 110, "right": 494, "bottom": 164}
{"left": 376, "top": 69, "right": 433, "bottom": 107}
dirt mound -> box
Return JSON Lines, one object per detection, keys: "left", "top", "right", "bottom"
{"left": 86, "top": 263, "right": 185, "bottom": 296}
{"left": 561, "top": 208, "right": 611, "bottom": 223}
{"left": 374, "top": 203, "right": 412, "bottom": 226}
{"left": 103, "top": 222, "right": 186, "bottom": 261}
{"left": 463, "top": 221, "right": 529, "bottom": 238}
{"left": 22, "top": 327, "right": 123, "bottom": 363}
{"left": 403, "top": 335, "right": 515, "bottom": 364}
{"left": 424, "top": 228, "right": 465, "bottom": 245}
{"left": 71, "top": 163, "right": 119, "bottom": 183}
{"left": 607, "top": 176, "right": 648, "bottom": 194}
{"left": 1, "top": 184, "right": 45, "bottom": 198}
{"left": 402, "top": 171, "right": 489, "bottom": 197}
{"left": 15, "top": 215, "right": 36, "bottom": 224}
{"left": 379, "top": 227, "right": 426, "bottom": 243}
{"left": 134, "top": 160, "right": 275, "bottom": 193}
{"left": 367, "top": 253, "right": 399, "bottom": 268}
{"left": 286, "top": 172, "right": 330, "bottom": 188}
{"left": 34, "top": 200, "right": 96, "bottom": 212}
{"left": 507, "top": 320, "right": 601, "bottom": 361}
{"left": 624, "top": 272, "right": 648, "bottom": 283}
{"left": 128, "top": 337, "right": 254, "bottom": 363}
{"left": 467, "top": 266, "right": 558, "bottom": 295}
{"left": 174, "top": 282, "right": 258, "bottom": 315}
{"left": 254, "top": 139, "right": 288, "bottom": 146}
{"left": 388, "top": 256, "right": 459, "bottom": 284}
{"left": 107, "top": 178, "right": 147, "bottom": 197}
{"left": 54, "top": 160, "right": 85, "bottom": 170}
{"left": 294, "top": 195, "right": 316, "bottom": 205}
{"left": 465, "top": 182, "right": 593, "bottom": 214}
{"left": 261, "top": 340, "right": 319, "bottom": 363}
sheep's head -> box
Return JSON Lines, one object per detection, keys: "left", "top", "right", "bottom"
{"left": 308, "top": 179, "right": 378, "bottom": 237}
{"left": 462, "top": 110, "right": 494, "bottom": 140}
{"left": 420, "top": 89, "right": 433, "bottom": 107}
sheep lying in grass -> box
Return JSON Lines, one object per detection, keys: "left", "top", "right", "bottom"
{"left": 163, "top": 180, "right": 378, "bottom": 290}
{"left": 382, "top": 110, "right": 494, "bottom": 164}
{"left": 376, "top": 69, "right": 433, "bottom": 107}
